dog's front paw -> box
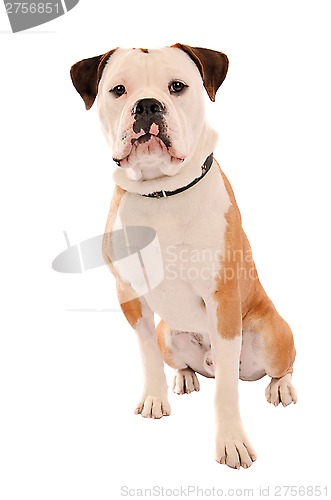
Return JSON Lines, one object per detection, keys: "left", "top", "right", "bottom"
{"left": 265, "top": 374, "right": 297, "bottom": 407}
{"left": 134, "top": 395, "right": 171, "bottom": 419}
{"left": 216, "top": 425, "right": 257, "bottom": 469}
{"left": 173, "top": 368, "right": 200, "bottom": 395}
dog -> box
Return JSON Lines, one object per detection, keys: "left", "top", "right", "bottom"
{"left": 70, "top": 44, "right": 297, "bottom": 469}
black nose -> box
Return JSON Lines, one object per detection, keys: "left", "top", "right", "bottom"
{"left": 133, "top": 98, "right": 165, "bottom": 116}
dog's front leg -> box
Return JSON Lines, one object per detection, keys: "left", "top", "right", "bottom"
{"left": 205, "top": 290, "right": 256, "bottom": 469}
{"left": 118, "top": 284, "right": 171, "bottom": 419}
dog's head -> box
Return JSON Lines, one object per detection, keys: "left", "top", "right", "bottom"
{"left": 71, "top": 44, "right": 228, "bottom": 182}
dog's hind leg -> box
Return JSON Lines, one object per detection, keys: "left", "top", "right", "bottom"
{"left": 242, "top": 295, "right": 297, "bottom": 407}
{"left": 156, "top": 320, "right": 213, "bottom": 395}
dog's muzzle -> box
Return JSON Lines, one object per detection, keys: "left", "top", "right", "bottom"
{"left": 131, "top": 98, "right": 171, "bottom": 147}
{"left": 113, "top": 97, "right": 185, "bottom": 169}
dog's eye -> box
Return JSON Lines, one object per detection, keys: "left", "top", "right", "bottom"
{"left": 110, "top": 85, "right": 126, "bottom": 97}
{"left": 169, "top": 81, "right": 187, "bottom": 94}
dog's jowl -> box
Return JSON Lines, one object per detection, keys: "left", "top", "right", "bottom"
{"left": 71, "top": 44, "right": 297, "bottom": 469}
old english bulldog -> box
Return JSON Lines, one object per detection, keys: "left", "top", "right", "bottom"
{"left": 70, "top": 44, "right": 297, "bottom": 469}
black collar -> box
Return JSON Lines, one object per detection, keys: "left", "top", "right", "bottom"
{"left": 142, "top": 153, "right": 214, "bottom": 199}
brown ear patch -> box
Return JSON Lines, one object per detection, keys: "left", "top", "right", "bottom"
{"left": 70, "top": 49, "right": 117, "bottom": 110}
{"left": 172, "top": 43, "right": 229, "bottom": 101}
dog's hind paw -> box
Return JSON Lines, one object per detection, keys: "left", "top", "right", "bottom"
{"left": 265, "top": 373, "right": 297, "bottom": 407}
{"left": 173, "top": 367, "right": 200, "bottom": 395}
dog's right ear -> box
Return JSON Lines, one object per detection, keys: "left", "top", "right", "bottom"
{"left": 70, "top": 49, "right": 117, "bottom": 110}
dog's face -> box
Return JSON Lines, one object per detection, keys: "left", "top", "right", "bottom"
{"left": 71, "top": 44, "right": 228, "bottom": 181}
{"left": 97, "top": 47, "right": 206, "bottom": 180}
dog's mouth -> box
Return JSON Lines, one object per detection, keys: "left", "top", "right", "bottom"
{"left": 113, "top": 123, "right": 185, "bottom": 168}
{"left": 133, "top": 132, "right": 162, "bottom": 145}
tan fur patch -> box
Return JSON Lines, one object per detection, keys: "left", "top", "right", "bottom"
{"left": 213, "top": 163, "right": 243, "bottom": 339}
{"left": 156, "top": 321, "right": 179, "bottom": 369}
{"left": 118, "top": 281, "right": 143, "bottom": 328}
{"left": 214, "top": 161, "right": 295, "bottom": 374}
{"left": 102, "top": 185, "right": 126, "bottom": 275}
{"left": 243, "top": 304, "right": 295, "bottom": 378}
{"left": 102, "top": 185, "right": 143, "bottom": 328}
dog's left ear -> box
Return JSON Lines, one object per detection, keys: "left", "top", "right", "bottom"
{"left": 70, "top": 49, "right": 117, "bottom": 110}
{"left": 172, "top": 43, "right": 229, "bottom": 102}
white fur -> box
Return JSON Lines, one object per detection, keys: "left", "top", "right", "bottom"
{"left": 204, "top": 298, "right": 256, "bottom": 468}
{"left": 116, "top": 161, "right": 231, "bottom": 331}
{"left": 239, "top": 330, "right": 266, "bottom": 381}
{"left": 134, "top": 299, "right": 171, "bottom": 419}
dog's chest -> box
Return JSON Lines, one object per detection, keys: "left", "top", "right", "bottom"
{"left": 116, "top": 167, "right": 231, "bottom": 331}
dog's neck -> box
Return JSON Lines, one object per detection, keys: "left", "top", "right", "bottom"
{"left": 142, "top": 153, "right": 214, "bottom": 198}
{"left": 112, "top": 123, "right": 218, "bottom": 196}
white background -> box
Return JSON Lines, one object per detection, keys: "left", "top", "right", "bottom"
{"left": 1, "top": 1, "right": 330, "bottom": 498}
